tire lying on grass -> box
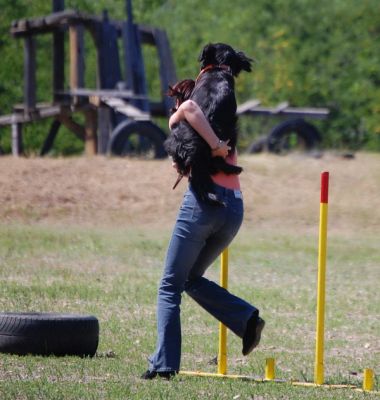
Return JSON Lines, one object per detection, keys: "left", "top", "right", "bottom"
{"left": 0, "top": 312, "right": 99, "bottom": 357}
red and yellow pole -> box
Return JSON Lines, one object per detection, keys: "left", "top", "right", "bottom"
{"left": 218, "top": 248, "right": 228, "bottom": 375}
{"left": 314, "top": 171, "right": 329, "bottom": 385}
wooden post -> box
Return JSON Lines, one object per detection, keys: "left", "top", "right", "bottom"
{"left": 84, "top": 108, "right": 98, "bottom": 155}
{"left": 97, "top": 106, "right": 112, "bottom": 154}
{"left": 11, "top": 120, "right": 23, "bottom": 156}
{"left": 154, "top": 28, "right": 177, "bottom": 116}
{"left": 69, "top": 23, "right": 85, "bottom": 104}
{"left": 24, "top": 36, "right": 36, "bottom": 112}
{"left": 52, "top": 0, "right": 65, "bottom": 103}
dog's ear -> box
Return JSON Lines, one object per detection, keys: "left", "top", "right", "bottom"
{"left": 236, "top": 51, "right": 253, "bottom": 72}
{"left": 198, "top": 43, "right": 217, "bottom": 69}
{"left": 231, "top": 51, "right": 253, "bottom": 76}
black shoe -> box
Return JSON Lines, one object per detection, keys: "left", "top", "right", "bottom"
{"left": 242, "top": 314, "right": 265, "bottom": 356}
{"left": 140, "top": 369, "right": 176, "bottom": 380}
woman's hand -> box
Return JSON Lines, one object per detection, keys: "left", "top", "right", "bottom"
{"left": 211, "top": 139, "right": 231, "bottom": 158}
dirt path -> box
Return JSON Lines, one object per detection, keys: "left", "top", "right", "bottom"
{"left": 1, "top": 153, "right": 379, "bottom": 234}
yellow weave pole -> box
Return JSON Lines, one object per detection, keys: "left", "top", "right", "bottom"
{"left": 314, "top": 172, "right": 329, "bottom": 385}
{"left": 363, "top": 368, "right": 374, "bottom": 391}
{"left": 265, "top": 358, "right": 275, "bottom": 380}
{"left": 218, "top": 248, "right": 229, "bottom": 375}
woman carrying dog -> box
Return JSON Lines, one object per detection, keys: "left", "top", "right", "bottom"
{"left": 142, "top": 44, "right": 264, "bottom": 380}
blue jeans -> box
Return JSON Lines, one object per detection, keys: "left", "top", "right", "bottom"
{"left": 148, "top": 183, "right": 258, "bottom": 372}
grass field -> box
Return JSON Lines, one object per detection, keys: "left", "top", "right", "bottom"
{"left": 0, "top": 153, "right": 379, "bottom": 399}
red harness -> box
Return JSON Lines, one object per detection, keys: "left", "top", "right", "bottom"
{"left": 196, "top": 64, "right": 231, "bottom": 81}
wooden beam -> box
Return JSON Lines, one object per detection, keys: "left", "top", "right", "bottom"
{"left": 153, "top": 28, "right": 177, "bottom": 116}
{"left": 273, "top": 101, "right": 290, "bottom": 114}
{"left": 11, "top": 121, "right": 23, "bottom": 156}
{"left": 11, "top": 10, "right": 99, "bottom": 37}
{"left": 52, "top": 0, "right": 65, "bottom": 103}
{"left": 236, "top": 99, "right": 261, "bottom": 114}
{"left": 84, "top": 108, "right": 98, "bottom": 155}
{"left": 57, "top": 114, "right": 85, "bottom": 140}
{"left": 69, "top": 23, "right": 85, "bottom": 104}
{"left": 97, "top": 106, "right": 112, "bottom": 154}
{"left": 238, "top": 107, "right": 330, "bottom": 119}
{"left": 24, "top": 36, "right": 36, "bottom": 112}
{"left": 40, "top": 118, "right": 62, "bottom": 156}
{"left": 58, "top": 88, "right": 147, "bottom": 99}
{"left": 52, "top": 0, "right": 65, "bottom": 11}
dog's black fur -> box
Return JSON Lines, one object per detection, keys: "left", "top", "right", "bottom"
{"left": 164, "top": 43, "right": 252, "bottom": 204}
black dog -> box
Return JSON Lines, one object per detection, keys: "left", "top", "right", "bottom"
{"left": 164, "top": 43, "right": 252, "bottom": 204}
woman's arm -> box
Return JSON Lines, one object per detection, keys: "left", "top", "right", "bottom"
{"left": 169, "top": 100, "right": 230, "bottom": 158}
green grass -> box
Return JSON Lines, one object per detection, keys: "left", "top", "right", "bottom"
{"left": 0, "top": 223, "right": 379, "bottom": 399}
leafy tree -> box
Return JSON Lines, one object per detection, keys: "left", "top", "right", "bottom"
{"left": 0, "top": 0, "right": 379, "bottom": 154}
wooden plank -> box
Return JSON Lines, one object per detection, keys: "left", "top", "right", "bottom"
{"left": 11, "top": 121, "right": 23, "bottom": 156}
{"left": 0, "top": 105, "right": 64, "bottom": 126}
{"left": 236, "top": 99, "right": 261, "bottom": 114}
{"left": 24, "top": 36, "right": 36, "bottom": 111}
{"left": 122, "top": 20, "right": 149, "bottom": 111}
{"left": 273, "top": 101, "right": 289, "bottom": 113}
{"left": 59, "top": 88, "right": 147, "bottom": 99}
{"left": 44, "top": 10, "right": 89, "bottom": 26}
{"left": 97, "top": 106, "right": 112, "bottom": 154}
{"left": 279, "top": 108, "right": 330, "bottom": 119}
{"left": 40, "top": 119, "right": 62, "bottom": 156}
{"left": 11, "top": 10, "right": 97, "bottom": 37}
{"left": 58, "top": 114, "right": 85, "bottom": 140}
{"left": 53, "top": 27, "right": 65, "bottom": 103}
{"left": 153, "top": 28, "right": 177, "bottom": 116}
{"left": 52, "top": 0, "right": 65, "bottom": 103}
{"left": 84, "top": 108, "right": 98, "bottom": 155}
{"left": 102, "top": 97, "right": 150, "bottom": 120}
{"left": 237, "top": 105, "right": 329, "bottom": 119}
{"left": 69, "top": 23, "right": 85, "bottom": 104}
{"left": 97, "top": 11, "right": 122, "bottom": 90}
{"left": 53, "top": 0, "right": 65, "bottom": 12}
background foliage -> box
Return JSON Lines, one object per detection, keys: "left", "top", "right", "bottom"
{"left": 0, "top": 0, "right": 379, "bottom": 154}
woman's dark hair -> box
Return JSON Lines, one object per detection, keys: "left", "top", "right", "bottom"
{"left": 167, "top": 79, "right": 195, "bottom": 112}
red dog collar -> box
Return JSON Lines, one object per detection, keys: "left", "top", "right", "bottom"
{"left": 196, "top": 64, "right": 231, "bottom": 81}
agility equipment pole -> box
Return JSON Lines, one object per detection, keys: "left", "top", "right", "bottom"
{"left": 265, "top": 358, "right": 275, "bottom": 380}
{"left": 363, "top": 369, "right": 374, "bottom": 391}
{"left": 218, "top": 248, "right": 229, "bottom": 374}
{"left": 314, "top": 171, "right": 329, "bottom": 385}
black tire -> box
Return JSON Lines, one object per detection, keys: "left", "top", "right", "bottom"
{"left": 108, "top": 120, "right": 167, "bottom": 159}
{"left": 247, "top": 135, "right": 268, "bottom": 154}
{"left": 267, "top": 118, "right": 321, "bottom": 154}
{"left": 0, "top": 312, "right": 99, "bottom": 357}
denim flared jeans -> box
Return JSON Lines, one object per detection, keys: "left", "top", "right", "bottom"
{"left": 148, "top": 183, "right": 258, "bottom": 373}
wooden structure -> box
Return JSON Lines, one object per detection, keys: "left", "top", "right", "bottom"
{"left": 0, "top": 0, "right": 176, "bottom": 157}
{"left": 0, "top": 0, "right": 330, "bottom": 157}
{"left": 237, "top": 100, "right": 329, "bottom": 154}
{"left": 237, "top": 100, "right": 329, "bottom": 119}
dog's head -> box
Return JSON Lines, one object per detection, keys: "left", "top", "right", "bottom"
{"left": 198, "top": 43, "right": 252, "bottom": 77}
